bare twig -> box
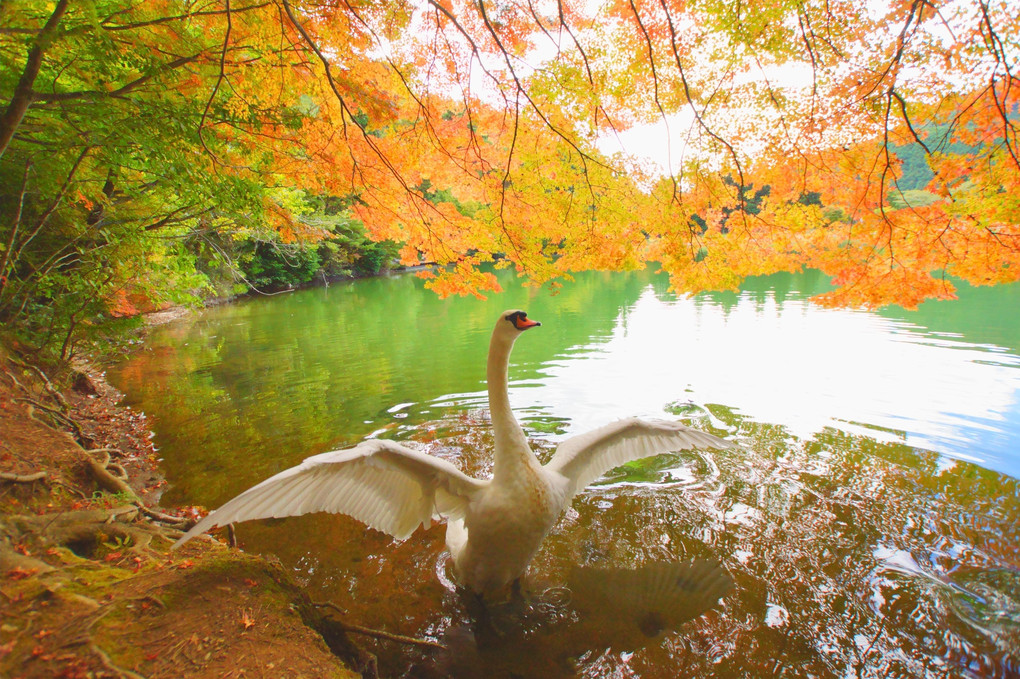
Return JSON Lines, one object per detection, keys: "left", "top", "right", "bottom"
{"left": 626, "top": 0, "right": 680, "bottom": 205}
{"left": 0, "top": 160, "right": 30, "bottom": 301}
{"left": 313, "top": 602, "right": 446, "bottom": 650}
{"left": 281, "top": 0, "right": 457, "bottom": 264}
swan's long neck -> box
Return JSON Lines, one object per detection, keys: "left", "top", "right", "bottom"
{"left": 487, "top": 330, "right": 536, "bottom": 480}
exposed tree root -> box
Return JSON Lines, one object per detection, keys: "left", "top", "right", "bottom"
{"left": 0, "top": 364, "right": 27, "bottom": 391}
{"left": 1, "top": 355, "right": 368, "bottom": 678}
{"left": 83, "top": 609, "right": 149, "bottom": 679}
{"left": 3, "top": 355, "right": 185, "bottom": 529}
{"left": 90, "top": 641, "right": 148, "bottom": 679}
{"left": 0, "top": 467, "right": 89, "bottom": 500}
{"left": 138, "top": 505, "right": 189, "bottom": 526}
{"left": 15, "top": 396, "right": 86, "bottom": 442}
{"left": 2, "top": 506, "right": 171, "bottom": 557}
{"left": 7, "top": 355, "right": 69, "bottom": 411}
{"left": 81, "top": 444, "right": 188, "bottom": 526}
{"left": 310, "top": 606, "right": 381, "bottom": 679}
{"left": 0, "top": 470, "right": 47, "bottom": 483}
{"left": 85, "top": 450, "right": 137, "bottom": 498}
{"left": 0, "top": 543, "right": 55, "bottom": 574}
{"left": 2, "top": 362, "right": 193, "bottom": 534}
{"left": 313, "top": 601, "right": 447, "bottom": 650}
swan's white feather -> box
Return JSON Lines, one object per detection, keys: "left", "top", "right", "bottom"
{"left": 546, "top": 418, "right": 735, "bottom": 500}
{"left": 173, "top": 439, "right": 484, "bottom": 547}
{"left": 169, "top": 311, "right": 737, "bottom": 597}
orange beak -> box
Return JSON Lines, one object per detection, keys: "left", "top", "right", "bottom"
{"left": 515, "top": 315, "right": 541, "bottom": 330}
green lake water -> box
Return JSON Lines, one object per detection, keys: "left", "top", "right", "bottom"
{"left": 108, "top": 267, "right": 1020, "bottom": 677}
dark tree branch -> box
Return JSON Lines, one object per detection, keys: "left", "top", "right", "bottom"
{"left": 8, "top": 146, "right": 93, "bottom": 274}
{"left": 281, "top": 0, "right": 455, "bottom": 261}
{"left": 31, "top": 54, "right": 203, "bottom": 103}
{"left": 473, "top": 0, "right": 606, "bottom": 183}
{"left": 655, "top": 0, "right": 746, "bottom": 211}
{"left": 144, "top": 205, "right": 212, "bottom": 231}
{"left": 337, "top": 0, "right": 475, "bottom": 176}
{"left": 198, "top": 0, "right": 233, "bottom": 166}
{"left": 0, "top": 0, "right": 70, "bottom": 158}
{"left": 99, "top": 1, "right": 271, "bottom": 31}
{"left": 627, "top": 0, "right": 681, "bottom": 207}
{"left": 0, "top": 161, "right": 31, "bottom": 303}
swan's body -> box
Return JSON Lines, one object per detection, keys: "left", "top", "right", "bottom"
{"left": 173, "top": 310, "right": 734, "bottom": 596}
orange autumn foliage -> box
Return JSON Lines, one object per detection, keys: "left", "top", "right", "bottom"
{"left": 1, "top": 0, "right": 1017, "bottom": 322}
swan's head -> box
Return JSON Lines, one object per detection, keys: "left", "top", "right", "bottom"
{"left": 499, "top": 309, "right": 541, "bottom": 335}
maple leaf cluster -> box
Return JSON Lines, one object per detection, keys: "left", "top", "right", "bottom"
{"left": 0, "top": 0, "right": 1017, "bottom": 356}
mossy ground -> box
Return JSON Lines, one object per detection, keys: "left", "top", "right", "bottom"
{"left": 0, "top": 349, "right": 364, "bottom": 678}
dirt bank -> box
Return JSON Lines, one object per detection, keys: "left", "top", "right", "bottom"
{"left": 0, "top": 346, "right": 373, "bottom": 678}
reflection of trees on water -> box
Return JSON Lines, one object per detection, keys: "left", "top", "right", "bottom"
{"left": 107, "top": 268, "right": 1020, "bottom": 676}
{"left": 110, "top": 266, "right": 1020, "bottom": 510}
{"left": 243, "top": 408, "right": 1019, "bottom": 678}
{"left": 877, "top": 277, "right": 1020, "bottom": 357}
{"left": 107, "top": 267, "right": 663, "bottom": 506}
{"left": 691, "top": 267, "right": 1020, "bottom": 360}
{"left": 564, "top": 405, "right": 1020, "bottom": 678}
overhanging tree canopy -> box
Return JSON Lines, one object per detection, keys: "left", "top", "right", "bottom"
{"left": 1, "top": 0, "right": 1017, "bottom": 352}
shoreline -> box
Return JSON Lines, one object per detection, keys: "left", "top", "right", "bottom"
{"left": 0, "top": 264, "right": 447, "bottom": 678}
{"left": 0, "top": 345, "right": 371, "bottom": 677}
{"left": 135, "top": 263, "right": 434, "bottom": 328}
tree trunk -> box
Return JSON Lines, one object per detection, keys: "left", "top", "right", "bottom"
{"left": 0, "top": 0, "right": 70, "bottom": 160}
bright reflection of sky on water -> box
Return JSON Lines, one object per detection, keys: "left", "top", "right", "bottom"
{"left": 498, "top": 288, "right": 1020, "bottom": 479}
{"left": 108, "top": 269, "right": 1020, "bottom": 677}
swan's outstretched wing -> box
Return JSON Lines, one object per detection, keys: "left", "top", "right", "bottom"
{"left": 173, "top": 439, "right": 485, "bottom": 547}
{"left": 545, "top": 418, "right": 734, "bottom": 499}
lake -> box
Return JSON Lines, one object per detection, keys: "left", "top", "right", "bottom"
{"left": 109, "top": 267, "right": 1020, "bottom": 677}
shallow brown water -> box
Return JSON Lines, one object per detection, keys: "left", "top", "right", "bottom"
{"left": 109, "top": 268, "right": 1020, "bottom": 677}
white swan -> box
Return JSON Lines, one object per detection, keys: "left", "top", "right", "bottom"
{"left": 173, "top": 310, "right": 734, "bottom": 596}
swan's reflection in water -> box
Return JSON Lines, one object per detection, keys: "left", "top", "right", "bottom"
{"left": 109, "top": 269, "right": 1020, "bottom": 677}
{"left": 233, "top": 411, "right": 1020, "bottom": 678}
{"left": 414, "top": 559, "right": 733, "bottom": 678}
